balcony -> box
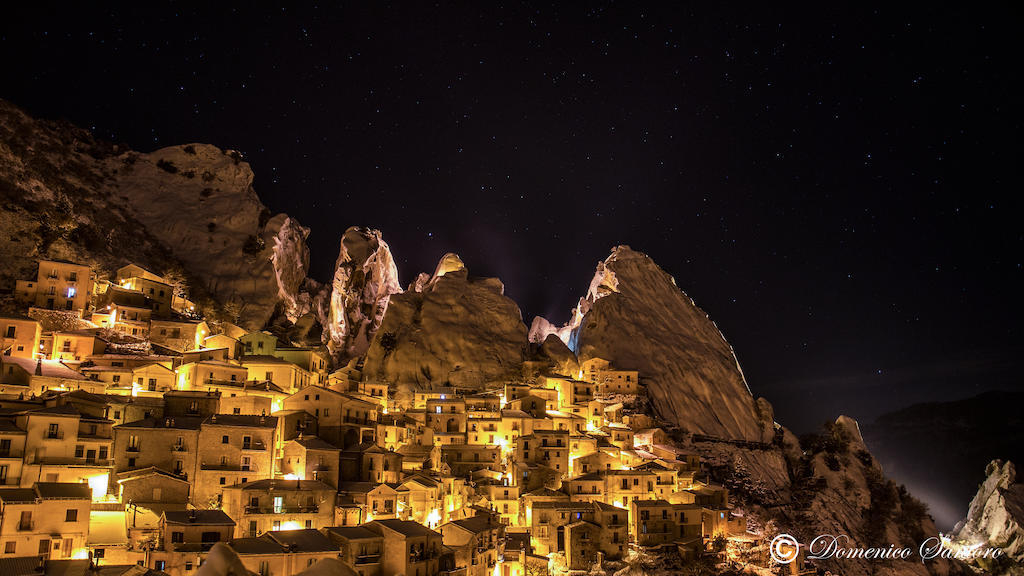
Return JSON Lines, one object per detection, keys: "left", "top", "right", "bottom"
{"left": 17, "top": 520, "right": 34, "bottom": 531}
{"left": 354, "top": 553, "right": 381, "bottom": 565}
{"left": 244, "top": 505, "right": 319, "bottom": 514}
{"left": 45, "top": 431, "right": 64, "bottom": 440}
{"left": 201, "top": 463, "right": 257, "bottom": 472}
{"left": 172, "top": 444, "right": 188, "bottom": 452}
{"left": 342, "top": 416, "right": 374, "bottom": 425}
{"left": 126, "top": 446, "right": 141, "bottom": 452}
{"left": 241, "top": 441, "right": 267, "bottom": 451}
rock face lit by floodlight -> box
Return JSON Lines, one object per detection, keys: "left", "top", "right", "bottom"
{"left": 363, "top": 253, "right": 528, "bottom": 389}
{"left": 538, "top": 246, "right": 774, "bottom": 442}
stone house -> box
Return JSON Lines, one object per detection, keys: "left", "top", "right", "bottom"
{"left": 0, "top": 482, "right": 92, "bottom": 560}
{"left": 150, "top": 509, "right": 234, "bottom": 576}
{"left": 222, "top": 479, "right": 336, "bottom": 538}
{"left": 439, "top": 513, "right": 503, "bottom": 576}
{"left": 281, "top": 435, "right": 341, "bottom": 487}
{"left": 194, "top": 414, "right": 277, "bottom": 506}
{"left": 324, "top": 525, "right": 383, "bottom": 576}
{"left": 363, "top": 519, "right": 443, "bottom": 576}
{"left": 340, "top": 442, "right": 401, "bottom": 484}
{"left": 16, "top": 259, "right": 94, "bottom": 312}
{"left": 229, "top": 529, "right": 341, "bottom": 576}
{"left": 116, "top": 467, "right": 191, "bottom": 509}
{"left": 0, "top": 315, "right": 40, "bottom": 359}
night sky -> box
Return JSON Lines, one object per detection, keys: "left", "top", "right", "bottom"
{"left": 2, "top": 4, "right": 1021, "bottom": 434}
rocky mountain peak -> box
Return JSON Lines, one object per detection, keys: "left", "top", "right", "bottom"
{"left": 362, "top": 252, "right": 528, "bottom": 388}
{"left": 533, "top": 244, "right": 771, "bottom": 442}
{"left": 323, "top": 226, "right": 402, "bottom": 362}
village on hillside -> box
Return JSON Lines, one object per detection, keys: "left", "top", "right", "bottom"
{"left": 0, "top": 259, "right": 789, "bottom": 576}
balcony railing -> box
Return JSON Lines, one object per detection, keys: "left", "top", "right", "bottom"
{"left": 172, "top": 444, "right": 188, "bottom": 452}
{"left": 244, "top": 505, "right": 319, "bottom": 514}
{"left": 201, "top": 463, "right": 257, "bottom": 472}
{"left": 126, "top": 446, "right": 141, "bottom": 452}
{"left": 342, "top": 416, "right": 374, "bottom": 425}
{"left": 241, "top": 441, "right": 267, "bottom": 451}
{"left": 45, "top": 431, "right": 64, "bottom": 440}
{"left": 354, "top": 553, "right": 381, "bottom": 565}
{"left": 17, "top": 521, "right": 34, "bottom": 531}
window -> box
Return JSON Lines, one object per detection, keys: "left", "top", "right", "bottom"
{"left": 172, "top": 532, "right": 184, "bottom": 543}
{"left": 148, "top": 378, "right": 157, "bottom": 391}
{"left": 4, "top": 542, "right": 14, "bottom": 554}
{"left": 273, "top": 520, "right": 281, "bottom": 530}
{"left": 222, "top": 435, "right": 229, "bottom": 444}
{"left": 65, "top": 509, "right": 78, "bottom": 522}
{"left": 127, "top": 457, "right": 136, "bottom": 468}
{"left": 185, "top": 562, "right": 193, "bottom": 571}
{"left": 112, "top": 374, "right": 121, "bottom": 383}
{"left": 155, "top": 561, "right": 166, "bottom": 571}
{"left": 74, "top": 445, "right": 84, "bottom": 458}
{"left": 4, "top": 326, "right": 13, "bottom": 338}
{"left": 47, "top": 423, "right": 60, "bottom": 439}
{"left": 219, "top": 477, "right": 226, "bottom": 485}
{"left": 67, "top": 287, "right": 77, "bottom": 298}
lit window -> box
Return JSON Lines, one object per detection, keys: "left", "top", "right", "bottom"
{"left": 67, "top": 287, "right": 76, "bottom": 298}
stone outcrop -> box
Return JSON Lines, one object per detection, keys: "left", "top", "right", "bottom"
{"left": 362, "top": 253, "right": 528, "bottom": 388}
{"left": 549, "top": 246, "right": 772, "bottom": 442}
{"left": 0, "top": 99, "right": 309, "bottom": 329}
{"left": 954, "top": 460, "right": 1024, "bottom": 565}
{"left": 322, "top": 227, "right": 401, "bottom": 362}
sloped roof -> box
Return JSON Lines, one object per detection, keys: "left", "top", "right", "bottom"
{"left": 369, "top": 519, "right": 439, "bottom": 538}
{"left": 324, "top": 526, "right": 380, "bottom": 540}
{"left": 229, "top": 479, "right": 333, "bottom": 491}
{"left": 292, "top": 436, "right": 340, "bottom": 451}
{"left": 266, "top": 529, "right": 338, "bottom": 552}
{"left": 36, "top": 482, "right": 92, "bottom": 499}
{"left": 203, "top": 414, "right": 277, "bottom": 428}
{"left": 163, "top": 509, "right": 235, "bottom": 525}
{"left": 2, "top": 357, "right": 87, "bottom": 380}
{"left": 444, "top": 514, "right": 498, "bottom": 534}
{"left": 116, "top": 416, "right": 204, "bottom": 430}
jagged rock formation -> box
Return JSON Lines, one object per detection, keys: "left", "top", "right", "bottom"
{"left": 539, "top": 246, "right": 772, "bottom": 443}
{"left": 112, "top": 143, "right": 307, "bottom": 328}
{"left": 954, "top": 461, "right": 1024, "bottom": 567}
{"left": 362, "top": 253, "right": 528, "bottom": 388}
{"left": 0, "top": 100, "right": 308, "bottom": 329}
{"left": 270, "top": 216, "right": 313, "bottom": 321}
{"left": 323, "top": 227, "right": 401, "bottom": 361}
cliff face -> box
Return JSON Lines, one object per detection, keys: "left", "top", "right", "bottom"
{"left": 954, "top": 461, "right": 1024, "bottom": 569}
{"left": 537, "top": 246, "right": 773, "bottom": 443}
{"left": 322, "top": 226, "right": 402, "bottom": 362}
{"left": 362, "top": 253, "right": 529, "bottom": 388}
{"left": 0, "top": 100, "right": 308, "bottom": 329}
